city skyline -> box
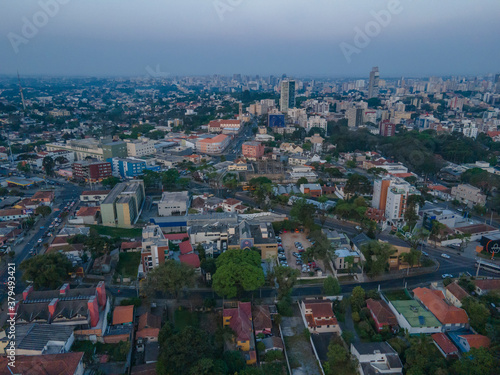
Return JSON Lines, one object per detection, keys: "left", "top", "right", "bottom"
{"left": 1, "top": 0, "right": 499, "bottom": 77}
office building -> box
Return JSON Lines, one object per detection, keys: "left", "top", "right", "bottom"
{"left": 102, "top": 140, "right": 128, "bottom": 161}
{"left": 72, "top": 160, "right": 112, "bottom": 183}
{"left": 46, "top": 139, "right": 127, "bottom": 161}
{"left": 126, "top": 139, "right": 156, "bottom": 157}
{"left": 280, "top": 80, "right": 296, "bottom": 113}
{"left": 268, "top": 113, "right": 286, "bottom": 128}
{"left": 158, "top": 191, "right": 189, "bottom": 216}
{"left": 242, "top": 141, "right": 265, "bottom": 159}
{"left": 100, "top": 180, "right": 145, "bottom": 227}
{"left": 111, "top": 157, "right": 160, "bottom": 178}
{"left": 368, "top": 67, "right": 379, "bottom": 98}
{"left": 197, "top": 134, "right": 231, "bottom": 155}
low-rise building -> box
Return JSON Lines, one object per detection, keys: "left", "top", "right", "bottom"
{"left": 301, "top": 299, "right": 341, "bottom": 334}
{"left": 242, "top": 141, "right": 264, "bottom": 160}
{"left": 366, "top": 298, "right": 398, "bottom": 333}
{"left": 158, "top": 191, "right": 189, "bottom": 217}
{"left": 0, "top": 352, "right": 85, "bottom": 375}
{"left": 197, "top": 134, "right": 231, "bottom": 155}
{"left": 432, "top": 333, "right": 459, "bottom": 358}
{"left": 223, "top": 302, "right": 256, "bottom": 365}
{"left": 299, "top": 183, "right": 322, "bottom": 197}
{"left": 386, "top": 298, "right": 442, "bottom": 334}
{"left": 351, "top": 342, "right": 403, "bottom": 375}
{"left": 451, "top": 184, "right": 486, "bottom": 208}
{"left": 80, "top": 190, "right": 110, "bottom": 205}
{"left": 100, "top": 180, "right": 145, "bottom": 227}
{"left": 445, "top": 282, "right": 469, "bottom": 308}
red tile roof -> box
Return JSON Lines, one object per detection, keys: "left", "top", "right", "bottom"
{"left": 121, "top": 241, "right": 142, "bottom": 250}
{"left": 131, "top": 363, "right": 157, "bottom": 375}
{"left": 179, "top": 240, "right": 193, "bottom": 255}
{"left": 179, "top": 253, "right": 200, "bottom": 268}
{"left": 224, "top": 302, "right": 253, "bottom": 342}
{"left": 460, "top": 334, "right": 490, "bottom": 349}
{"left": 366, "top": 298, "right": 398, "bottom": 326}
{"left": 113, "top": 305, "right": 134, "bottom": 325}
{"left": 253, "top": 305, "right": 272, "bottom": 333}
{"left": 474, "top": 279, "right": 500, "bottom": 292}
{"left": 0, "top": 352, "right": 84, "bottom": 375}
{"left": 76, "top": 206, "right": 100, "bottom": 217}
{"left": 413, "top": 287, "right": 469, "bottom": 325}
{"left": 163, "top": 233, "right": 189, "bottom": 241}
{"left": 445, "top": 282, "right": 469, "bottom": 302}
{"left": 432, "top": 333, "right": 458, "bottom": 355}
{"left": 199, "top": 134, "right": 229, "bottom": 144}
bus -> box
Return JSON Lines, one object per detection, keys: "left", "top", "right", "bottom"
{"left": 476, "top": 260, "right": 500, "bottom": 274}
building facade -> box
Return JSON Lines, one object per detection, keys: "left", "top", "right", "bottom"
{"left": 100, "top": 181, "right": 145, "bottom": 227}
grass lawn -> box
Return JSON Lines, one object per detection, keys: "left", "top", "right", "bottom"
{"left": 116, "top": 252, "right": 141, "bottom": 278}
{"left": 174, "top": 308, "right": 199, "bottom": 330}
{"left": 89, "top": 225, "right": 142, "bottom": 239}
{"left": 383, "top": 289, "right": 411, "bottom": 301}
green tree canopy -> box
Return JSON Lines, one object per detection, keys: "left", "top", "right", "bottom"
{"left": 143, "top": 260, "right": 196, "bottom": 299}
{"left": 20, "top": 252, "right": 74, "bottom": 289}
{"left": 273, "top": 265, "right": 300, "bottom": 300}
{"left": 323, "top": 276, "right": 341, "bottom": 295}
{"left": 35, "top": 205, "right": 52, "bottom": 217}
{"left": 290, "top": 199, "right": 316, "bottom": 229}
{"left": 212, "top": 249, "right": 265, "bottom": 298}
{"left": 361, "top": 241, "right": 397, "bottom": 277}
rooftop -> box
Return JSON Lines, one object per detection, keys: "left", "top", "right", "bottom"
{"left": 432, "top": 333, "right": 458, "bottom": 355}
{"left": 413, "top": 287, "right": 469, "bottom": 325}
{"left": 0, "top": 352, "right": 84, "bottom": 375}
{"left": 113, "top": 305, "right": 134, "bottom": 325}
{"left": 390, "top": 300, "right": 441, "bottom": 328}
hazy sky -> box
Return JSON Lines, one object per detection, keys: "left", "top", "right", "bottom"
{"left": 1, "top": 0, "right": 499, "bottom": 77}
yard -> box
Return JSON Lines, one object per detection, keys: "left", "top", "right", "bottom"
{"left": 89, "top": 225, "right": 142, "bottom": 239}
{"left": 383, "top": 289, "right": 412, "bottom": 301}
{"left": 174, "top": 307, "right": 199, "bottom": 330}
{"left": 116, "top": 252, "right": 141, "bottom": 278}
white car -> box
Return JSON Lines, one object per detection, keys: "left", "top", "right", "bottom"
{"left": 442, "top": 274, "right": 453, "bottom": 279}
{"left": 441, "top": 253, "right": 451, "bottom": 259}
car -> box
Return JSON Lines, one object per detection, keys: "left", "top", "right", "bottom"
{"left": 441, "top": 253, "right": 451, "bottom": 259}
{"left": 442, "top": 274, "right": 453, "bottom": 279}
{"left": 447, "top": 244, "right": 460, "bottom": 249}
{"left": 355, "top": 226, "right": 362, "bottom": 230}
{"left": 278, "top": 249, "right": 285, "bottom": 254}
{"left": 276, "top": 236, "right": 281, "bottom": 241}
{"left": 292, "top": 252, "right": 301, "bottom": 258}
{"left": 298, "top": 249, "right": 305, "bottom": 253}
{"left": 294, "top": 229, "right": 299, "bottom": 233}
{"left": 422, "top": 251, "right": 429, "bottom": 257}
{"left": 296, "top": 259, "right": 303, "bottom": 265}
{"left": 308, "top": 261, "right": 317, "bottom": 268}
{"left": 37, "top": 238, "right": 42, "bottom": 243}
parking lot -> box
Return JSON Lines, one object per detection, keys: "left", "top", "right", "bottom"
{"left": 277, "top": 231, "right": 324, "bottom": 275}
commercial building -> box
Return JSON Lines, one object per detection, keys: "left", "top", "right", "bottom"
{"left": 158, "top": 191, "right": 189, "bottom": 217}
{"left": 207, "top": 119, "right": 241, "bottom": 134}
{"left": 379, "top": 120, "right": 396, "bottom": 137}
{"left": 366, "top": 298, "right": 398, "bottom": 332}
{"left": 242, "top": 141, "right": 264, "bottom": 159}
{"left": 451, "top": 184, "right": 487, "bottom": 208}
{"left": 80, "top": 190, "right": 110, "bottom": 205}
{"left": 227, "top": 221, "right": 278, "bottom": 259}
{"left": 100, "top": 180, "right": 145, "bottom": 227}
{"left": 111, "top": 157, "right": 160, "bottom": 178}
{"left": 126, "top": 139, "right": 156, "bottom": 157}
{"left": 372, "top": 177, "right": 420, "bottom": 225}
{"left": 279, "top": 80, "right": 296, "bottom": 113}
{"left": 47, "top": 139, "right": 127, "bottom": 161}
{"left": 386, "top": 298, "right": 441, "bottom": 335}
{"left": 268, "top": 113, "right": 285, "bottom": 128}
{"left": 102, "top": 140, "right": 127, "bottom": 160}
{"left": 72, "top": 160, "right": 112, "bottom": 182}
{"left": 197, "top": 134, "right": 231, "bottom": 155}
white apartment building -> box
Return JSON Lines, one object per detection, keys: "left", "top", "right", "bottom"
{"left": 126, "top": 139, "right": 156, "bottom": 157}
{"left": 451, "top": 184, "right": 486, "bottom": 208}
{"left": 373, "top": 177, "right": 420, "bottom": 225}
{"left": 306, "top": 115, "right": 327, "bottom": 132}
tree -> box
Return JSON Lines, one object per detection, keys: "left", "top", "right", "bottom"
{"left": 20, "top": 253, "right": 74, "bottom": 289}
{"left": 456, "top": 233, "right": 472, "bottom": 253}
{"left": 452, "top": 347, "right": 498, "bottom": 375}
{"left": 461, "top": 297, "right": 490, "bottom": 334}
{"left": 361, "top": 241, "right": 397, "bottom": 277}
{"left": 55, "top": 156, "right": 68, "bottom": 165}
{"left": 142, "top": 260, "right": 196, "bottom": 299}
{"left": 430, "top": 221, "right": 446, "bottom": 246}
{"left": 405, "top": 194, "right": 424, "bottom": 229}
{"left": 101, "top": 176, "right": 120, "bottom": 188}
{"left": 350, "top": 286, "right": 365, "bottom": 311}
{"left": 141, "top": 170, "right": 161, "bottom": 189}
{"left": 290, "top": 199, "right": 316, "bottom": 229}
{"left": 296, "top": 177, "right": 308, "bottom": 187}
{"left": 404, "top": 335, "right": 448, "bottom": 375}
{"left": 42, "top": 156, "right": 55, "bottom": 176}
{"left": 212, "top": 249, "right": 265, "bottom": 298}
{"left": 17, "top": 161, "right": 30, "bottom": 174}
{"left": 324, "top": 337, "right": 358, "bottom": 375}
{"left": 344, "top": 173, "right": 371, "bottom": 195}
{"left": 400, "top": 249, "right": 421, "bottom": 270}
{"left": 273, "top": 266, "right": 300, "bottom": 300}
{"left": 157, "top": 325, "right": 215, "bottom": 375}
{"left": 35, "top": 205, "right": 52, "bottom": 217}
{"left": 323, "top": 276, "right": 341, "bottom": 295}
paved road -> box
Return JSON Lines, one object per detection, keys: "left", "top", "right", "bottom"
{"left": 0, "top": 179, "right": 84, "bottom": 294}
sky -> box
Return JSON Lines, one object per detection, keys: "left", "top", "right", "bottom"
{"left": 1, "top": 0, "right": 499, "bottom": 78}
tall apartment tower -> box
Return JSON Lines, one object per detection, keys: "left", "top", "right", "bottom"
{"left": 347, "top": 106, "right": 364, "bottom": 128}
{"left": 368, "top": 67, "right": 380, "bottom": 99}
{"left": 280, "top": 80, "right": 296, "bottom": 113}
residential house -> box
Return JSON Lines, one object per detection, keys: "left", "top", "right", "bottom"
{"left": 0, "top": 208, "right": 28, "bottom": 222}
{"left": 121, "top": 241, "right": 142, "bottom": 252}
{"left": 445, "top": 282, "right": 469, "bottom": 308}
{"left": 299, "top": 183, "right": 322, "bottom": 197}
{"left": 474, "top": 279, "right": 500, "bottom": 295}
{"left": 223, "top": 302, "right": 256, "bottom": 365}
{"left": 457, "top": 334, "right": 490, "bottom": 352}
{"left": 253, "top": 305, "right": 272, "bottom": 336}
{"left": 80, "top": 190, "right": 110, "bottom": 206}
{"left": 385, "top": 298, "right": 442, "bottom": 334}
{"left": 412, "top": 288, "right": 469, "bottom": 330}
{"left": 366, "top": 298, "right": 398, "bottom": 333}
{"left": 31, "top": 190, "right": 55, "bottom": 206}
{"left": 105, "top": 305, "right": 135, "bottom": 344}
{"left": 350, "top": 342, "right": 403, "bottom": 375}
{"left": 333, "top": 248, "right": 360, "bottom": 271}
{"left": 431, "top": 333, "right": 459, "bottom": 358}
{"left": 261, "top": 337, "right": 284, "bottom": 353}
{"left": 0, "top": 352, "right": 85, "bottom": 375}
{"left": 301, "top": 299, "right": 341, "bottom": 334}
{"left": 136, "top": 313, "right": 161, "bottom": 342}
{"left": 75, "top": 206, "right": 100, "bottom": 225}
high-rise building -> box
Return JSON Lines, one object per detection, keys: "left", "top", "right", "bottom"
{"left": 280, "top": 80, "right": 296, "bottom": 113}
{"left": 347, "top": 107, "right": 364, "bottom": 128}
{"left": 368, "top": 67, "right": 380, "bottom": 99}
{"left": 379, "top": 120, "right": 396, "bottom": 137}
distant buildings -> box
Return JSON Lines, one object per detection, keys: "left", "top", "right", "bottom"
{"left": 242, "top": 141, "right": 264, "bottom": 160}
{"left": 379, "top": 120, "right": 396, "bottom": 137}
{"left": 279, "top": 79, "right": 296, "bottom": 113}
{"left": 158, "top": 191, "right": 189, "bottom": 217}
{"left": 72, "top": 160, "right": 112, "bottom": 182}
{"left": 368, "top": 66, "right": 380, "bottom": 98}
{"left": 100, "top": 180, "right": 145, "bottom": 227}
{"left": 125, "top": 139, "right": 156, "bottom": 157}
{"left": 207, "top": 119, "right": 241, "bottom": 134}
{"left": 197, "top": 134, "right": 231, "bottom": 155}
{"left": 347, "top": 106, "right": 364, "bottom": 128}
{"left": 47, "top": 139, "right": 127, "bottom": 161}
{"left": 306, "top": 115, "right": 327, "bottom": 132}
{"left": 268, "top": 113, "right": 286, "bottom": 128}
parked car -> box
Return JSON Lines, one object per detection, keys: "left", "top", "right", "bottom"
{"left": 442, "top": 274, "right": 453, "bottom": 279}
{"left": 422, "top": 251, "right": 429, "bottom": 257}
{"left": 292, "top": 252, "right": 301, "bottom": 258}
{"left": 296, "top": 259, "right": 303, "bottom": 265}
{"left": 441, "top": 253, "right": 451, "bottom": 259}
